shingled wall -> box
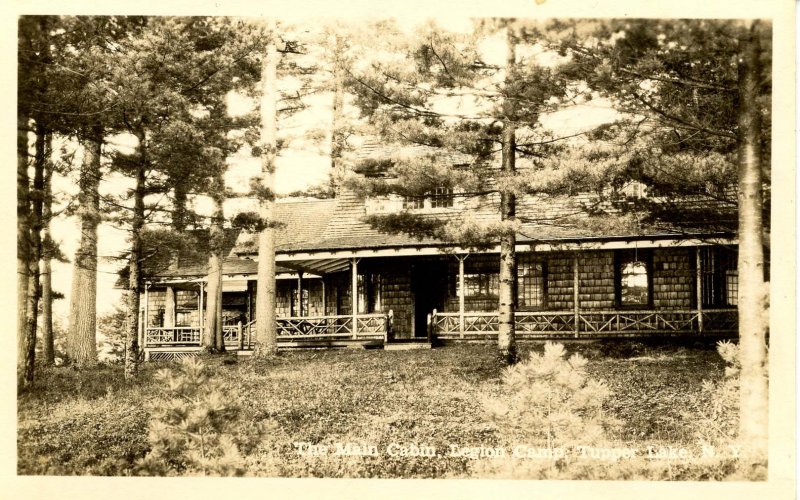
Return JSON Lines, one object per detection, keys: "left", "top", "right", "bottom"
{"left": 653, "top": 248, "right": 695, "bottom": 309}
{"left": 435, "top": 248, "right": 698, "bottom": 314}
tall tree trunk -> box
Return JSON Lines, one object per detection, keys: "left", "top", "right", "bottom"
{"left": 42, "top": 131, "right": 55, "bottom": 365}
{"left": 17, "top": 18, "right": 34, "bottom": 388}
{"left": 21, "top": 120, "right": 47, "bottom": 386}
{"left": 497, "top": 27, "right": 518, "bottom": 365}
{"left": 125, "top": 137, "right": 146, "bottom": 380}
{"left": 254, "top": 39, "right": 278, "bottom": 357}
{"left": 205, "top": 167, "right": 225, "bottom": 352}
{"left": 330, "top": 33, "right": 346, "bottom": 192}
{"left": 173, "top": 182, "right": 188, "bottom": 232}
{"left": 736, "top": 20, "right": 768, "bottom": 457}
{"left": 66, "top": 129, "right": 102, "bottom": 367}
{"left": 17, "top": 114, "right": 32, "bottom": 388}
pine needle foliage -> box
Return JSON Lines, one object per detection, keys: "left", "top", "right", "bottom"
{"left": 485, "top": 342, "right": 619, "bottom": 450}
{"left": 137, "top": 357, "right": 270, "bottom": 476}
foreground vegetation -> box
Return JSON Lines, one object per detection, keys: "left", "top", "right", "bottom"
{"left": 17, "top": 341, "right": 764, "bottom": 479}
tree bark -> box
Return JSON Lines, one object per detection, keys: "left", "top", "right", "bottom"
{"left": 17, "top": 18, "right": 35, "bottom": 389}
{"left": 497, "top": 26, "right": 518, "bottom": 365}
{"left": 42, "top": 131, "right": 55, "bottom": 365}
{"left": 173, "top": 182, "right": 188, "bottom": 232}
{"left": 205, "top": 167, "right": 225, "bottom": 352}
{"left": 330, "top": 33, "right": 346, "bottom": 191}
{"left": 736, "top": 20, "right": 768, "bottom": 457}
{"left": 254, "top": 39, "right": 279, "bottom": 357}
{"left": 17, "top": 113, "right": 32, "bottom": 388}
{"left": 125, "top": 136, "right": 146, "bottom": 379}
{"left": 21, "top": 120, "right": 48, "bottom": 386}
{"left": 66, "top": 129, "right": 102, "bottom": 367}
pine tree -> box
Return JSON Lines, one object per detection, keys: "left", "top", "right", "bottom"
{"left": 343, "top": 19, "right": 570, "bottom": 364}
{"left": 544, "top": 18, "right": 771, "bottom": 456}
{"left": 254, "top": 35, "right": 279, "bottom": 357}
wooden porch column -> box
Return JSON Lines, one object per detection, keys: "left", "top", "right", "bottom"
{"left": 164, "top": 286, "right": 175, "bottom": 328}
{"left": 199, "top": 281, "right": 204, "bottom": 331}
{"left": 696, "top": 247, "right": 704, "bottom": 334}
{"left": 321, "top": 278, "right": 327, "bottom": 315}
{"left": 143, "top": 284, "right": 149, "bottom": 347}
{"left": 573, "top": 253, "right": 580, "bottom": 338}
{"left": 457, "top": 254, "right": 467, "bottom": 339}
{"left": 351, "top": 258, "right": 359, "bottom": 338}
{"left": 296, "top": 272, "right": 304, "bottom": 317}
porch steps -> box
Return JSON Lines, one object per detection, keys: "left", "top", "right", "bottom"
{"left": 384, "top": 339, "right": 432, "bottom": 350}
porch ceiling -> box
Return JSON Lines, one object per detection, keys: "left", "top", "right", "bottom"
{"left": 280, "top": 258, "right": 351, "bottom": 275}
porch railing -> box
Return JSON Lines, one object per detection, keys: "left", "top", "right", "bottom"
{"left": 431, "top": 308, "right": 738, "bottom": 339}
{"left": 145, "top": 313, "right": 390, "bottom": 349}
{"left": 144, "top": 326, "right": 202, "bottom": 346}
{"left": 275, "top": 313, "right": 389, "bottom": 340}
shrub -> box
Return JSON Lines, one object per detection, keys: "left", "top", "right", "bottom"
{"left": 485, "top": 342, "right": 619, "bottom": 450}
{"left": 137, "top": 357, "right": 271, "bottom": 476}
{"left": 688, "top": 340, "right": 768, "bottom": 480}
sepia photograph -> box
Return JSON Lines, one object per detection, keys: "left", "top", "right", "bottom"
{"left": 10, "top": 0, "right": 795, "bottom": 496}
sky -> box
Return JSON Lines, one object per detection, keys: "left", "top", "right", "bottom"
{"left": 45, "top": 18, "right": 621, "bottom": 322}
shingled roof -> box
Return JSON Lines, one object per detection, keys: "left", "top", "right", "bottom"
{"left": 228, "top": 188, "right": 735, "bottom": 258}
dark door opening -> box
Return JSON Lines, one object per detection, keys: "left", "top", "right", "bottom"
{"left": 411, "top": 261, "right": 447, "bottom": 338}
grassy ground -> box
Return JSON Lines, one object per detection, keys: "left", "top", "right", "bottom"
{"left": 19, "top": 340, "right": 755, "bottom": 479}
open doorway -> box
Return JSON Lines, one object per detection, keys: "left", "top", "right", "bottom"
{"left": 411, "top": 260, "right": 447, "bottom": 338}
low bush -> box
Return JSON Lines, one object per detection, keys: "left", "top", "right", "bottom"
{"left": 137, "top": 357, "right": 273, "bottom": 476}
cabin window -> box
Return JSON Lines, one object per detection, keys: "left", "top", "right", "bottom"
{"left": 357, "top": 273, "right": 383, "bottom": 313}
{"left": 616, "top": 250, "right": 652, "bottom": 307}
{"left": 147, "top": 290, "right": 166, "bottom": 326}
{"left": 402, "top": 186, "right": 455, "bottom": 210}
{"left": 291, "top": 287, "right": 309, "bottom": 317}
{"left": 458, "top": 272, "right": 499, "bottom": 298}
{"left": 725, "top": 269, "right": 738, "bottom": 306}
{"left": 402, "top": 196, "right": 425, "bottom": 210}
{"left": 430, "top": 186, "right": 454, "bottom": 208}
{"left": 518, "top": 255, "right": 546, "bottom": 309}
{"left": 700, "top": 247, "right": 738, "bottom": 307}
{"left": 175, "top": 290, "right": 199, "bottom": 326}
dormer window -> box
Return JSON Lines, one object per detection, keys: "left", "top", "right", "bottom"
{"left": 401, "top": 186, "right": 455, "bottom": 211}
{"left": 402, "top": 196, "right": 425, "bottom": 210}
{"left": 430, "top": 187, "right": 454, "bottom": 208}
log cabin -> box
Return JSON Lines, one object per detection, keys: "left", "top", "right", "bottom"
{"left": 137, "top": 144, "right": 741, "bottom": 360}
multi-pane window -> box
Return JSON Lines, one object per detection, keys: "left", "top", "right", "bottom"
{"left": 458, "top": 273, "right": 499, "bottom": 298}
{"left": 430, "top": 187, "right": 454, "bottom": 208}
{"left": 402, "top": 187, "right": 455, "bottom": 210}
{"left": 402, "top": 196, "right": 425, "bottom": 210}
{"left": 291, "top": 287, "right": 309, "bottom": 316}
{"left": 725, "top": 269, "right": 739, "bottom": 306}
{"left": 357, "top": 273, "right": 383, "bottom": 313}
{"left": 616, "top": 250, "right": 651, "bottom": 307}
{"left": 700, "top": 247, "right": 738, "bottom": 307}
{"left": 517, "top": 255, "right": 545, "bottom": 308}
{"left": 175, "top": 290, "right": 199, "bottom": 326}
{"left": 147, "top": 290, "right": 166, "bottom": 326}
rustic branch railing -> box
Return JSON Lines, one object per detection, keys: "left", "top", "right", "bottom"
{"left": 431, "top": 309, "right": 738, "bottom": 339}
{"left": 145, "top": 312, "right": 390, "bottom": 349}
{"left": 144, "top": 326, "right": 202, "bottom": 346}
{"left": 275, "top": 313, "right": 388, "bottom": 340}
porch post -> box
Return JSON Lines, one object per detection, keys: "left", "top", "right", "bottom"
{"left": 321, "top": 278, "right": 327, "bottom": 315}
{"left": 351, "top": 258, "right": 359, "bottom": 338}
{"left": 297, "top": 272, "right": 304, "bottom": 317}
{"left": 573, "top": 253, "right": 580, "bottom": 338}
{"left": 143, "top": 284, "right": 149, "bottom": 348}
{"left": 458, "top": 254, "right": 466, "bottom": 339}
{"left": 164, "top": 286, "right": 175, "bottom": 328}
{"left": 696, "top": 247, "right": 704, "bottom": 334}
{"left": 199, "top": 281, "right": 204, "bottom": 333}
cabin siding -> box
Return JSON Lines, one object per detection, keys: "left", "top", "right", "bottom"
{"left": 653, "top": 248, "right": 695, "bottom": 309}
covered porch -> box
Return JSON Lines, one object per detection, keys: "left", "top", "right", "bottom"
{"left": 140, "top": 258, "right": 396, "bottom": 359}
